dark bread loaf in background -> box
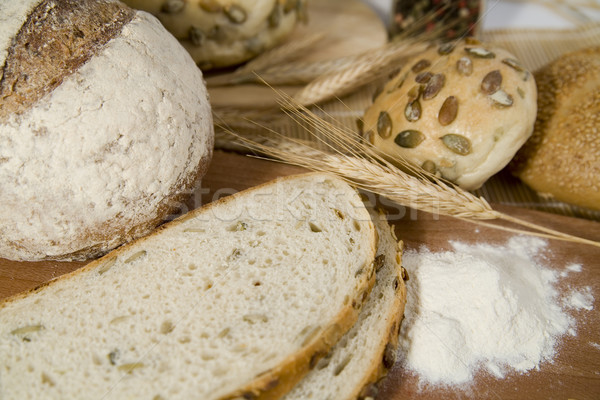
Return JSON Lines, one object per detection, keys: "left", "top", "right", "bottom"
{"left": 0, "top": 0, "right": 214, "bottom": 261}
{"left": 511, "top": 46, "right": 600, "bottom": 211}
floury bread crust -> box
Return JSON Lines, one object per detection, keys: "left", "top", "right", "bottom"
{"left": 0, "top": 0, "right": 214, "bottom": 261}
{"left": 0, "top": 173, "right": 378, "bottom": 400}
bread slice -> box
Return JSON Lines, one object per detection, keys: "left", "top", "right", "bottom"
{"left": 283, "top": 209, "right": 407, "bottom": 400}
{"left": 0, "top": 173, "right": 377, "bottom": 400}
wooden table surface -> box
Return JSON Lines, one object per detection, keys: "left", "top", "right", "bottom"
{"left": 2, "top": 151, "right": 599, "bottom": 399}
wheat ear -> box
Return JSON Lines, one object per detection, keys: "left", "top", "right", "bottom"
{"left": 225, "top": 93, "right": 600, "bottom": 248}
{"left": 292, "top": 40, "right": 429, "bottom": 106}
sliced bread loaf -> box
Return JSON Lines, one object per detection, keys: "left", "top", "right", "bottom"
{"left": 0, "top": 173, "right": 377, "bottom": 400}
{"left": 283, "top": 209, "right": 407, "bottom": 400}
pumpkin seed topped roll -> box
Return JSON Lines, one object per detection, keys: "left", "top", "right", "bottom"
{"left": 122, "top": 0, "right": 307, "bottom": 70}
{"left": 361, "top": 39, "right": 537, "bottom": 190}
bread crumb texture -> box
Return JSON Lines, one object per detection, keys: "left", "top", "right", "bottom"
{"left": 0, "top": 1, "right": 214, "bottom": 261}
{"left": 512, "top": 46, "right": 600, "bottom": 210}
{"left": 0, "top": 174, "right": 376, "bottom": 400}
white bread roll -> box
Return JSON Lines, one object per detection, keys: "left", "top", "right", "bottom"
{"left": 0, "top": 0, "right": 214, "bottom": 261}
{"left": 362, "top": 39, "right": 537, "bottom": 190}
{"left": 122, "top": 0, "right": 306, "bottom": 70}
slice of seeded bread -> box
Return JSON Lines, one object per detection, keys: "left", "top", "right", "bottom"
{"left": 283, "top": 208, "right": 407, "bottom": 400}
{"left": 0, "top": 173, "right": 377, "bottom": 400}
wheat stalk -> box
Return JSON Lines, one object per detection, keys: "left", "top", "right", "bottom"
{"left": 228, "top": 56, "right": 361, "bottom": 86}
{"left": 224, "top": 93, "right": 600, "bottom": 248}
{"left": 209, "top": 37, "right": 428, "bottom": 100}
{"left": 292, "top": 40, "right": 429, "bottom": 106}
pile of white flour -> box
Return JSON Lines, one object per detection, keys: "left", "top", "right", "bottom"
{"left": 398, "top": 236, "right": 594, "bottom": 386}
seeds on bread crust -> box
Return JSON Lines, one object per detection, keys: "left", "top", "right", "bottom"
{"left": 198, "top": 0, "right": 223, "bottom": 12}
{"left": 465, "top": 47, "right": 495, "bottom": 58}
{"left": 189, "top": 26, "right": 205, "bottom": 46}
{"left": 481, "top": 70, "right": 503, "bottom": 95}
{"left": 441, "top": 134, "right": 472, "bottom": 155}
{"left": 456, "top": 56, "right": 473, "bottom": 76}
{"left": 224, "top": 4, "right": 248, "bottom": 24}
{"left": 377, "top": 111, "right": 393, "bottom": 139}
{"left": 361, "top": 38, "right": 536, "bottom": 189}
{"left": 394, "top": 130, "right": 424, "bottom": 149}
{"left": 415, "top": 72, "right": 433, "bottom": 84}
{"left": 502, "top": 58, "right": 525, "bottom": 72}
{"left": 404, "top": 100, "right": 422, "bottom": 122}
{"left": 421, "top": 160, "right": 437, "bottom": 174}
{"left": 438, "top": 42, "right": 455, "bottom": 55}
{"left": 422, "top": 73, "right": 445, "bottom": 100}
{"left": 489, "top": 89, "right": 514, "bottom": 107}
{"left": 162, "top": 0, "right": 185, "bottom": 13}
{"left": 411, "top": 59, "right": 431, "bottom": 73}
{"left": 438, "top": 96, "right": 458, "bottom": 126}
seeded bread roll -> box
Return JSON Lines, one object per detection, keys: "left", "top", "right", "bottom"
{"left": 0, "top": 0, "right": 214, "bottom": 261}
{"left": 121, "top": 0, "right": 307, "bottom": 70}
{"left": 362, "top": 39, "right": 537, "bottom": 190}
{"left": 511, "top": 46, "right": 600, "bottom": 211}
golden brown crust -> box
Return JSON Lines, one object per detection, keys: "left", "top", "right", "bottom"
{"left": 511, "top": 46, "right": 600, "bottom": 210}
{"left": 353, "top": 240, "right": 406, "bottom": 400}
{"left": 0, "top": 0, "right": 135, "bottom": 121}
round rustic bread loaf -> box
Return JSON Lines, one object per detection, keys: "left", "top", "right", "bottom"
{"left": 361, "top": 39, "right": 537, "bottom": 190}
{"left": 121, "top": 0, "right": 307, "bottom": 70}
{"left": 511, "top": 46, "right": 600, "bottom": 211}
{"left": 0, "top": 0, "right": 214, "bottom": 261}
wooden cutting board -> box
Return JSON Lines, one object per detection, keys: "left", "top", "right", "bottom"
{"left": 1, "top": 151, "right": 599, "bottom": 399}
